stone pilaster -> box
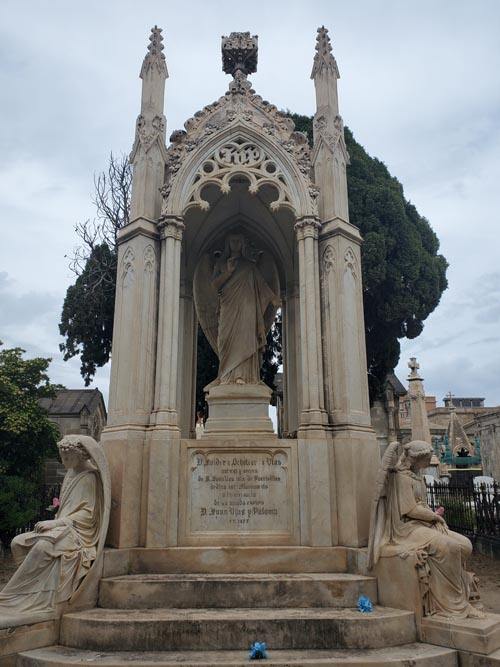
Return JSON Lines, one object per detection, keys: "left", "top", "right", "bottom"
{"left": 151, "top": 215, "right": 185, "bottom": 434}
{"left": 101, "top": 27, "right": 169, "bottom": 548}
{"left": 295, "top": 216, "right": 327, "bottom": 435}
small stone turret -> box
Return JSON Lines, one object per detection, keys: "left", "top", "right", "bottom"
{"left": 311, "top": 26, "right": 349, "bottom": 223}
{"left": 129, "top": 26, "right": 169, "bottom": 221}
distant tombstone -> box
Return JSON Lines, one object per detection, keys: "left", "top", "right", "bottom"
{"left": 474, "top": 475, "right": 494, "bottom": 488}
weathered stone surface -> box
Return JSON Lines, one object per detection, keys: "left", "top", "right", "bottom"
{"left": 127, "top": 546, "right": 349, "bottom": 574}
{"left": 421, "top": 613, "right": 500, "bottom": 655}
{"left": 17, "top": 643, "right": 458, "bottom": 666}
{"left": 458, "top": 647, "right": 500, "bottom": 666}
{"left": 98, "top": 572, "right": 378, "bottom": 609}
{"left": 0, "top": 619, "right": 59, "bottom": 664}
{"left": 60, "top": 607, "right": 416, "bottom": 652}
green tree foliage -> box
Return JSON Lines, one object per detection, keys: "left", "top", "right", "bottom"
{"left": 288, "top": 113, "right": 448, "bottom": 399}
{"left": 59, "top": 154, "right": 130, "bottom": 385}
{"left": 0, "top": 344, "right": 59, "bottom": 542}
{"left": 60, "top": 243, "right": 116, "bottom": 385}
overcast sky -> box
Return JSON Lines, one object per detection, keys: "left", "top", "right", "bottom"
{"left": 1, "top": 0, "right": 499, "bottom": 409}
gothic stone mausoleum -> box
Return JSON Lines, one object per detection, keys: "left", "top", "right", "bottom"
{"left": 101, "top": 28, "right": 379, "bottom": 551}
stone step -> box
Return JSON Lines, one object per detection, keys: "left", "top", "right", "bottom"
{"left": 17, "top": 643, "right": 458, "bottom": 667}
{"left": 98, "top": 572, "right": 378, "bottom": 609}
{"left": 124, "top": 546, "right": 355, "bottom": 575}
{"left": 60, "top": 606, "right": 416, "bottom": 652}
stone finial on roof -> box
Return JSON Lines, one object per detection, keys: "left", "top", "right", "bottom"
{"left": 408, "top": 357, "right": 421, "bottom": 379}
{"left": 140, "top": 25, "right": 168, "bottom": 79}
{"left": 311, "top": 26, "right": 340, "bottom": 79}
{"left": 221, "top": 32, "right": 258, "bottom": 77}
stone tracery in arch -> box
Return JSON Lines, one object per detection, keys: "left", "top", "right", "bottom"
{"left": 183, "top": 137, "right": 295, "bottom": 214}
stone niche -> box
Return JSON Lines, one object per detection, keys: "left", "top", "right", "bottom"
{"left": 179, "top": 439, "right": 299, "bottom": 545}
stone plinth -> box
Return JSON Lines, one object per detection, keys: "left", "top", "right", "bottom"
{"left": 203, "top": 384, "right": 275, "bottom": 439}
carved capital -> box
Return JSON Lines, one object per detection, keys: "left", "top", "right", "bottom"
{"left": 158, "top": 215, "right": 185, "bottom": 241}
{"left": 294, "top": 217, "right": 321, "bottom": 241}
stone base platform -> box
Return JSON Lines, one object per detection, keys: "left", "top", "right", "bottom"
{"left": 0, "top": 619, "right": 59, "bottom": 667}
{"left": 17, "top": 643, "right": 458, "bottom": 666}
{"left": 421, "top": 614, "right": 500, "bottom": 655}
{"left": 203, "top": 384, "right": 275, "bottom": 438}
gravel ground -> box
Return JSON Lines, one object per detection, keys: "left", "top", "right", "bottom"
{"left": 0, "top": 547, "right": 499, "bottom": 613}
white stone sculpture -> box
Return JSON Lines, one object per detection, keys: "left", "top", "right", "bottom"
{"left": 0, "top": 435, "right": 110, "bottom": 625}
{"left": 368, "top": 439, "right": 484, "bottom": 618}
{"left": 194, "top": 231, "right": 280, "bottom": 386}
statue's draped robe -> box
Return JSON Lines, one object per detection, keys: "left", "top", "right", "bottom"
{"left": 215, "top": 256, "right": 276, "bottom": 384}
{"left": 0, "top": 469, "right": 102, "bottom": 615}
{"left": 381, "top": 469, "right": 473, "bottom": 617}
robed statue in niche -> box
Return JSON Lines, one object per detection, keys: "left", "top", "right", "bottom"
{"left": 194, "top": 231, "right": 280, "bottom": 387}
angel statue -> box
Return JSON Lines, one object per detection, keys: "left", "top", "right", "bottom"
{"left": 0, "top": 435, "right": 110, "bottom": 625}
{"left": 194, "top": 231, "right": 280, "bottom": 387}
{"left": 368, "top": 439, "right": 484, "bottom": 619}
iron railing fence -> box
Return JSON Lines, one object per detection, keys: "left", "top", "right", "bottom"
{"left": 426, "top": 481, "right": 499, "bottom": 538}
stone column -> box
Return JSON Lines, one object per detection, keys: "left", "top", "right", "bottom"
{"left": 146, "top": 214, "right": 184, "bottom": 547}
{"left": 295, "top": 216, "right": 327, "bottom": 435}
{"left": 151, "top": 215, "right": 185, "bottom": 433}
{"left": 294, "top": 217, "right": 334, "bottom": 547}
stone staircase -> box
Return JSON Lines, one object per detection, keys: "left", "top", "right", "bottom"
{"left": 16, "top": 547, "right": 459, "bottom": 666}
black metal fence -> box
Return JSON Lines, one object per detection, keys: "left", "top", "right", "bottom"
{"left": 426, "top": 481, "right": 500, "bottom": 539}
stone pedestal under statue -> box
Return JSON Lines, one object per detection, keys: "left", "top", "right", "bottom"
{"left": 203, "top": 384, "right": 275, "bottom": 438}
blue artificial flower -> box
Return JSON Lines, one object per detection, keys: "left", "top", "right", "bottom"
{"left": 249, "top": 641, "right": 268, "bottom": 659}
{"left": 357, "top": 594, "right": 373, "bottom": 613}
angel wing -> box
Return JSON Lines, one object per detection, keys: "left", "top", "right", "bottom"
{"left": 68, "top": 435, "right": 111, "bottom": 606}
{"left": 367, "top": 440, "right": 400, "bottom": 570}
{"left": 193, "top": 252, "right": 220, "bottom": 354}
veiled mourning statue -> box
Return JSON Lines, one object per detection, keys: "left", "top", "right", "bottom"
{"left": 0, "top": 435, "right": 110, "bottom": 623}
{"left": 194, "top": 231, "right": 280, "bottom": 386}
{"left": 368, "top": 440, "right": 484, "bottom": 619}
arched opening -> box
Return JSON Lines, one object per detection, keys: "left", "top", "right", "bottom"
{"left": 177, "top": 176, "right": 300, "bottom": 439}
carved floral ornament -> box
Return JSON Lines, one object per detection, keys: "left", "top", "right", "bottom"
{"left": 294, "top": 217, "right": 322, "bottom": 241}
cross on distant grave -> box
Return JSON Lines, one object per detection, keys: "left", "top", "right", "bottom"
{"left": 445, "top": 391, "right": 456, "bottom": 408}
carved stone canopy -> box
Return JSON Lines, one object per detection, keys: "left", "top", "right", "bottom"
{"left": 222, "top": 32, "right": 258, "bottom": 76}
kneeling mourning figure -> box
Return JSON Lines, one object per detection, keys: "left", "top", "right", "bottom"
{"left": 0, "top": 435, "right": 110, "bottom": 622}
{"left": 368, "top": 439, "right": 484, "bottom": 619}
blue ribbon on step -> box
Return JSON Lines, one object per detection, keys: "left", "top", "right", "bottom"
{"left": 249, "top": 641, "right": 268, "bottom": 659}
{"left": 357, "top": 594, "right": 373, "bottom": 613}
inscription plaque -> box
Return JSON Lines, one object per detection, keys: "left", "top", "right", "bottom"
{"left": 188, "top": 449, "right": 290, "bottom": 533}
